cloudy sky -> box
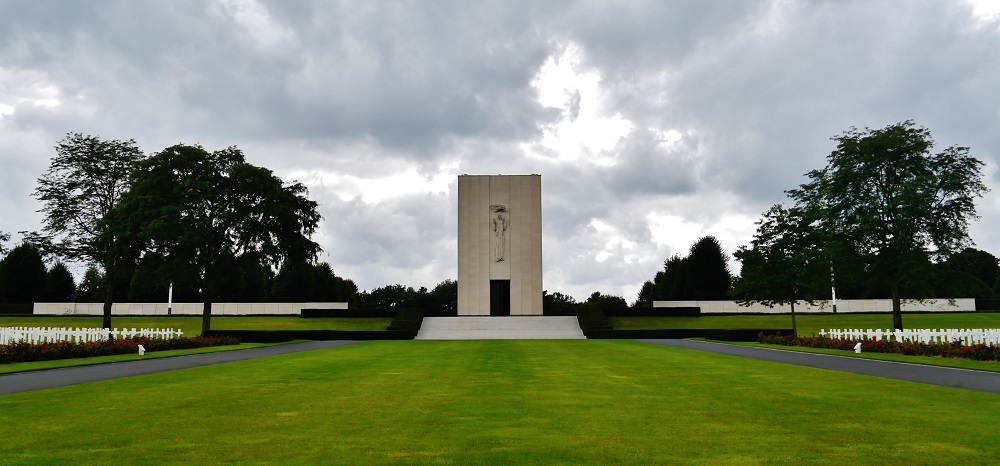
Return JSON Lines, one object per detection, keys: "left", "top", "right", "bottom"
{"left": 2, "top": 1, "right": 1000, "bottom": 302}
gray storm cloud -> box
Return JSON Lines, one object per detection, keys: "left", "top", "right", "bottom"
{"left": 1, "top": 0, "right": 998, "bottom": 300}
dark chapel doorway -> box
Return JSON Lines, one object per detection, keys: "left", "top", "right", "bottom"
{"left": 490, "top": 280, "right": 511, "bottom": 316}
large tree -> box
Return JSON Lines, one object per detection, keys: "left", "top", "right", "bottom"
{"left": 44, "top": 262, "right": 77, "bottom": 302}
{"left": 33, "top": 133, "right": 144, "bottom": 328}
{"left": 788, "top": 121, "right": 987, "bottom": 330}
{"left": 652, "top": 236, "right": 732, "bottom": 301}
{"left": 733, "top": 204, "right": 831, "bottom": 335}
{"left": 112, "top": 144, "right": 321, "bottom": 332}
{"left": 0, "top": 243, "right": 47, "bottom": 304}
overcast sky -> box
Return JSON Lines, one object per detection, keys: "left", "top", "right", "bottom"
{"left": 2, "top": 0, "right": 1000, "bottom": 302}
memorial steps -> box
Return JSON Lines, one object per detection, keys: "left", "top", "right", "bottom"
{"left": 414, "top": 316, "right": 586, "bottom": 340}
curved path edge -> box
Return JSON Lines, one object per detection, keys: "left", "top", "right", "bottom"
{"left": 0, "top": 340, "right": 360, "bottom": 395}
{"left": 637, "top": 339, "right": 1000, "bottom": 394}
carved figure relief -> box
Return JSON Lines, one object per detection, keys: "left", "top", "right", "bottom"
{"left": 490, "top": 204, "right": 508, "bottom": 262}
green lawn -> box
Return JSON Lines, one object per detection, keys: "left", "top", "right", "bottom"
{"left": 0, "top": 315, "right": 392, "bottom": 336}
{"left": 1, "top": 340, "right": 998, "bottom": 464}
{"left": 611, "top": 312, "right": 1000, "bottom": 336}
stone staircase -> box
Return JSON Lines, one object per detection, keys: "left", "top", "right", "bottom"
{"left": 414, "top": 316, "right": 586, "bottom": 340}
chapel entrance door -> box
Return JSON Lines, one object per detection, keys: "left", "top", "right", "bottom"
{"left": 490, "top": 280, "right": 511, "bottom": 316}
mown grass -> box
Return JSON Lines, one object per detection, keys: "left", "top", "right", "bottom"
{"left": 1, "top": 340, "right": 998, "bottom": 464}
{"left": 0, "top": 315, "right": 392, "bottom": 336}
{"left": 611, "top": 312, "right": 1000, "bottom": 336}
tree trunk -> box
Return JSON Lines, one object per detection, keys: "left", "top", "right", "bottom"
{"left": 102, "top": 274, "right": 114, "bottom": 330}
{"left": 790, "top": 300, "right": 798, "bottom": 336}
{"left": 202, "top": 300, "right": 212, "bottom": 334}
{"left": 891, "top": 277, "right": 903, "bottom": 331}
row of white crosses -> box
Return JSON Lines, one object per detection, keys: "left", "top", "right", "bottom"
{"left": 0, "top": 327, "right": 184, "bottom": 345}
{"left": 820, "top": 328, "right": 1000, "bottom": 346}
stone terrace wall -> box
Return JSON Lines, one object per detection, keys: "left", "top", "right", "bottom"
{"left": 653, "top": 298, "right": 976, "bottom": 314}
{"left": 33, "top": 302, "right": 348, "bottom": 316}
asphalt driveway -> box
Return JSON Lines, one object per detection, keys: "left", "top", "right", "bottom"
{"left": 639, "top": 339, "right": 1000, "bottom": 394}
{"left": 0, "top": 340, "right": 359, "bottom": 395}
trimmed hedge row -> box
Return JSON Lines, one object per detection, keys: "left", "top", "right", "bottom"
{"left": 584, "top": 329, "right": 705, "bottom": 339}
{"left": 974, "top": 299, "right": 1000, "bottom": 311}
{"left": 758, "top": 334, "right": 1000, "bottom": 361}
{"left": 583, "top": 328, "right": 791, "bottom": 341}
{"left": 603, "top": 307, "right": 701, "bottom": 317}
{"left": 209, "top": 308, "right": 426, "bottom": 342}
{"left": 386, "top": 308, "right": 424, "bottom": 335}
{"left": 203, "top": 330, "right": 416, "bottom": 342}
{"left": 0, "top": 335, "right": 241, "bottom": 364}
{"left": 301, "top": 308, "right": 397, "bottom": 318}
{"left": 0, "top": 304, "right": 33, "bottom": 314}
{"left": 575, "top": 306, "right": 785, "bottom": 341}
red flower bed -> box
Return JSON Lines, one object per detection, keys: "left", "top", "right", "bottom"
{"left": 0, "top": 335, "right": 241, "bottom": 364}
{"left": 758, "top": 333, "right": 1000, "bottom": 361}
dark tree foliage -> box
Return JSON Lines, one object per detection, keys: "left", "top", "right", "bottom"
{"left": 44, "top": 262, "right": 76, "bottom": 302}
{"left": 543, "top": 290, "right": 578, "bottom": 315}
{"left": 73, "top": 267, "right": 106, "bottom": 302}
{"left": 633, "top": 280, "right": 655, "bottom": 308}
{"left": 945, "top": 248, "right": 999, "bottom": 292}
{"left": 127, "top": 254, "right": 201, "bottom": 303}
{"left": 733, "top": 204, "right": 831, "bottom": 334}
{"left": 652, "top": 236, "right": 732, "bottom": 301}
{"left": 272, "top": 259, "right": 314, "bottom": 302}
{"left": 426, "top": 279, "right": 457, "bottom": 315}
{"left": 111, "top": 144, "right": 321, "bottom": 332}
{"left": 0, "top": 243, "right": 48, "bottom": 304}
{"left": 684, "top": 236, "right": 732, "bottom": 300}
{"left": 33, "top": 132, "right": 145, "bottom": 328}
{"left": 358, "top": 284, "right": 422, "bottom": 309}
{"left": 653, "top": 255, "right": 684, "bottom": 300}
{"left": 584, "top": 291, "right": 628, "bottom": 310}
{"left": 788, "top": 121, "right": 987, "bottom": 330}
{"left": 931, "top": 265, "right": 993, "bottom": 299}
{"left": 0, "top": 230, "right": 9, "bottom": 256}
{"left": 273, "top": 260, "right": 357, "bottom": 304}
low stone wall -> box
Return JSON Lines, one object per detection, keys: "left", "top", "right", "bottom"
{"left": 653, "top": 298, "right": 976, "bottom": 314}
{"left": 33, "top": 302, "right": 348, "bottom": 316}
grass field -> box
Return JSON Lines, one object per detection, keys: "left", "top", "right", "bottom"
{"left": 611, "top": 312, "right": 1000, "bottom": 336}
{"left": 1, "top": 340, "right": 998, "bottom": 464}
{"left": 0, "top": 315, "right": 392, "bottom": 336}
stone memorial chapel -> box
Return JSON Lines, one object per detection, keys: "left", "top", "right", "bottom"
{"left": 456, "top": 175, "right": 543, "bottom": 316}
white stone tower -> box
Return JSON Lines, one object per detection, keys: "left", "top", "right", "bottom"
{"left": 457, "top": 175, "right": 542, "bottom": 315}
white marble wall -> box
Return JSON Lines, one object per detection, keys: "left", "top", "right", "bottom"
{"left": 457, "top": 175, "right": 543, "bottom": 315}
{"left": 653, "top": 298, "right": 977, "bottom": 313}
{"left": 33, "top": 302, "right": 348, "bottom": 315}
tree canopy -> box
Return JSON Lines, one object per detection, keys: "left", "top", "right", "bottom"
{"left": 111, "top": 144, "right": 321, "bottom": 332}
{"left": 44, "top": 262, "right": 77, "bottom": 302}
{"left": 787, "top": 121, "right": 987, "bottom": 330}
{"left": 0, "top": 243, "right": 48, "bottom": 304}
{"left": 650, "top": 236, "right": 732, "bottom": 301}
{"left": 733, "top": 204, "right": 830, "bottom": 334}
{"left": 32, "top": 132, "right": 144, "bottom": 327}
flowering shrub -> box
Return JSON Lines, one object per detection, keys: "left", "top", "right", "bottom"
{"left": 0, "top": 335, "right": 241, "bottom": 364}
{"left": 758, "top": 333, "right": 1000, "bottom": 361}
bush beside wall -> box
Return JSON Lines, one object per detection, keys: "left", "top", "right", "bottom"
{"left": 704, "top": 328, "right": 792, "bottom": 341}
{"left": 0, "top": 304, "right": 33, "bottom": 314}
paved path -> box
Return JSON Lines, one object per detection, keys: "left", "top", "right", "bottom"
{"left": 0, "top": 340, "right": 359, "bottom": 395}
{"left": 639, "top": 339, "right": 1000, "bottom": 394}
